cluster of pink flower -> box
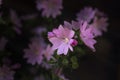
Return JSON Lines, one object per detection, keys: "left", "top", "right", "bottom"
{"left": 48, "top": 7, "right": 108, "bottom": 55}
{"left": 0, "top": 58, "right": 20, "bottom": 80}
{"left": 0, "top": 0, "right": 108, "bottom": 79}
{"left": 23, "top": 7, "right": 108, "bottom": 64}
{"left": 24, "top": 37, "right": 54, "bottom": 66}
{"left": 22, "top": 6, "right": 108, "bottom": 80}
{"left": 36, "top": 0, "right": 63, "bottom": 18}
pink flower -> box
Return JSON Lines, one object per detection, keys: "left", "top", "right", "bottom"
{"left": 10, "top": 9, "right": 22, "bottom": 28}
{"left": 71, "top": 39, "right": 78, "bottom": 47}
{"left": 43, "top": 45, "right": 54, "bottom": 61}
{"left": 94, "top": 9, "right": 105, "bottom": 17}
{"left": 48, "top": 32, "right": 56, "bottom": 38}
{"left": 76, "top": 7, "right": 95, "bottom": 23}
{"left": 0, "top": 37, "right": 8, "bottom": 51}
{"left": 77, "top": 8, "right": 108, "bottom": 37}
{"left": 63, "top": 21, "right": 80, "bottom": 30}
{"left": 24, "top": 38, "right": 45, "bottom": 65}
{"left": 80, "top": 22, "right": 96, "bottom": 52}
{"left": 36, "top": 0, "right": 63, "bottom": 18}
{"left": 0, "top": 58, "right": 20, "bottom": 80}
{"left": 2, "top": 58, "right": 21, "bottom": 69}
{"left": 90, "top": 17, "right": 108, "bottom": 37}
{"left": 0, "top": 65, "right": 15, "bottom": 80}
{"left": 48, "top": 25, "right": 75, "bottom": 55}
{"left": 10, "top": 9, "right": 22, "bottom": 34}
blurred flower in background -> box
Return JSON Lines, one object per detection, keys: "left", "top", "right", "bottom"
{"left": 36, "top": 0, "right": 63, "bottom": 18}
{"left": 10, "top": 9, "right": 22, "bottom": 35}
{"left": 0, "top": 65, "right": 15, "bottom": 80}
{"left": 80, "top": 22, "right": 96, "bottom": 52}
{"left": 24, "top": 37, "right": 46, "bottom": 65}
{"left": 76, "top": 7, "right": 95, "bottom": 23}
{"left": 90, "top": 16, "right": 108, "bottom": 37}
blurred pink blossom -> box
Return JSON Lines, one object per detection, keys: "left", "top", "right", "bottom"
{"left": 10, "top": 9, "right": 22, "bottom": 34}
{"left": 10, "top": 9, "right": 22, "bottom": 28}
{"left": 36, "top": 0, "right": 63, "bottom": 18}
{"left": 24, "top": 38, "right": 46, "bottom": 65}
{"left": 43, "top": 45, "right": 54, "bottom": 61}
{"left": 2, "top": 58, "right": 21, "bottom": 69}
{"left": 77, "top": 7, "right": 108, "bottom": 37}
{"left": 76, "top": 7, "right": 95, "bottom": 23}
{"left": 80, "top": 22, "right": 96, "bottom": 52}
{"left": 0, "top": 65, "right": 15, "bottom": 80}
{"left": 48, "top": 32, "right": 56, "bottom": 38}
{"left": 90, "top": 17, "right": 108, "bottom": 37}
{"left": 63, "top": 21, "right": 80, "bottom": 30}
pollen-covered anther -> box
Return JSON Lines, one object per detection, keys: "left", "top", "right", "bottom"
{"left": 64, "top": 38, "right": 69, "bottom": 43}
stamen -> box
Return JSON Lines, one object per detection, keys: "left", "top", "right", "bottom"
{"left": 64, "top": 38, "right": 69, "bottom": 43}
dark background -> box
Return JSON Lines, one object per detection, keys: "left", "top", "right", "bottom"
{"left": 2, "top": 0, "right": 120, "bottom": 80}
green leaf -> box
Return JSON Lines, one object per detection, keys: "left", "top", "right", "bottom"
{"left": 0, "top": 18, "right": 6, "bottom": 24}
{"left": 70, "top": 56, "right": 77, "bottom": 63}
{"left": 70, "top": 56, "right": 79, "bottom": 69}
{"left": 72, "top": 62, "right": 79, "bottom": 69}
{"left": 62, "top": 58, "right": 69, "bottom": 66}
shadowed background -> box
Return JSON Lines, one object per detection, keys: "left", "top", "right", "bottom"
{"left": 2, "top": 0, "right": 120, "bottom": 80}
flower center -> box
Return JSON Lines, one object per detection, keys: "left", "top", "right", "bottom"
{"left": 64, "top": 38, "right": 69, "bottom": 43}
{"left": 35, "top": 49, "right": 40, "bottom": 55}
